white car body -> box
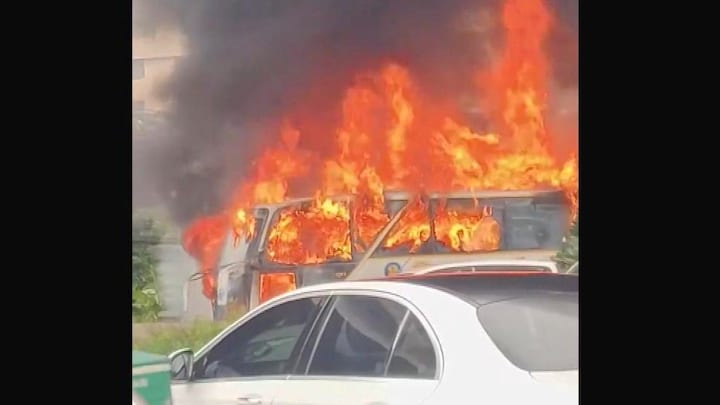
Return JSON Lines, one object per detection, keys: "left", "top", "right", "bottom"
{"left": 170, "top": 274, "right": 578, "bottom": 405}
{"left": 403, "top": 259, "right": 559, "bottom": 275}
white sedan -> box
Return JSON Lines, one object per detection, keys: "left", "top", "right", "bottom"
{"left": 169, "top": 272, "right": 578, "bottom": 405}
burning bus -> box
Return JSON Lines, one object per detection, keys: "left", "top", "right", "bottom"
{"left": 193, "top": 187, "right": 571, "bottom": 319}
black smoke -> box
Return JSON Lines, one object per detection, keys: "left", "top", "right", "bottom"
{"left": 134, "top": 0, "right": 578, "bottom": 225}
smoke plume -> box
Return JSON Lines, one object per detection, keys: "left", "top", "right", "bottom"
{"left": 134, "top": 0, "right": 578, "bottom": 225}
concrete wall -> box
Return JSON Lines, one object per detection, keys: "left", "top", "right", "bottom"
{"left": 132, "top": 25, "right": 186, "bottom": 112}
{"left": 151, "top": 244, "right": 213, "bottom": 321}
{"left": 133, "top": 57, "right": 180, "bottom": 111}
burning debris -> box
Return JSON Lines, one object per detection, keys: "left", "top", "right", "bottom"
{"left": 163, "top": 0, "right": 578, "bottom": 300}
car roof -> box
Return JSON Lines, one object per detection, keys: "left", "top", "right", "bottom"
{"left": 378, "top": 272, "right": 577, "bottom": 306}
{"left": 408, "top": 259, "right": 557, "bottom": 274}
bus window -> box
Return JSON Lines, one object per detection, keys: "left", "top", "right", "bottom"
{"left": 259, "top": 272, "right": 297, "bottom": 304}
{"left": 372, "top": 194, "right": 569, "bottom": 258}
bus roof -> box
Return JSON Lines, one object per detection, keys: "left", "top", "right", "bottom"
{"left": 382, "top": 189, "right": 565, "bottom": 200}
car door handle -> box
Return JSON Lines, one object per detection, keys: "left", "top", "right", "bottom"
{"left": 237, "top": 394, "right": 263, "bottom": 404}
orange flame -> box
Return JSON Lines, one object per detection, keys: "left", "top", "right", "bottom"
{"left": 181, "top": 214, "right": 228, "bottom": 300}
{"left": 266, "top": 197, "right": 352, "bottom": 265}
{"left": 435, "top": 205, "right": 501, "bottom": 252}
{"left": 383, "top": 198, "right": 431, "bottom": 253}
{"left": 230, "top": 122, "right": 311, "bottom": 240}
{"left": 182, "top": 0, "right": 578, "bottom": 300}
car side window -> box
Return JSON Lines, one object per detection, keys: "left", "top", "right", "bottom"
{"left": 195, "top": 297, "right": 322, "bottom": 380}
{"left": 387, "top": 312, "right": 437, "bottom": 378}
{"left": 308, "top": 295, "right": 406, "bottom": 377}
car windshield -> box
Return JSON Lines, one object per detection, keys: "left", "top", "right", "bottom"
{"left": 476, "top": 292, "right": 578, "bottom": 372}
{"left": 373, "top": 193, "right": 570, "bottom": 257}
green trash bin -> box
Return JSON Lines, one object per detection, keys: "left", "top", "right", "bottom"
{"left": 132, "top": 351, "right": 173, "bottom": 405}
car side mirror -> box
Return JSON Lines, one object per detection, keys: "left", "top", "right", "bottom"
{"left": 168, "top": 348, "right": 194, "bottom": 381}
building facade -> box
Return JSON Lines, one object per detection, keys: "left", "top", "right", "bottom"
{"left": 132, "top": 18, "right": 186, "bottom": 112}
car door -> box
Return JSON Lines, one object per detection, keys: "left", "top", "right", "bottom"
{"left": 172, "top": 295, "right": 327, "bottom": 405}
{"left": 274, "top": 293, "right": 441, "bottom": 405}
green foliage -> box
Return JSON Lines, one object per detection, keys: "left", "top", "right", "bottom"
{"left": 133, "top": 212, "right": 167, "bottom": 244}
{"left": 133, "top": 214, "right": 167, "bottom": 322}
{"left": 132, "top": 286, "right": 162, "bottom": 322}
{"left": 133, "top": 320, "right": 233, "bottom": 355}
{"left": 554, "top": 217, "right": 578, "bottom": 272}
